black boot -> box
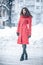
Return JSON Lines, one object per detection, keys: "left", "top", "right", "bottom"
{"left": 25, "top": 53, "right": 28, "bottom": 60}
{"left": 20, "top": 54, "right": 24, "bottom": 61}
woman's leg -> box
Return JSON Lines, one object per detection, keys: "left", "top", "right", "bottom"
{"left": 22, "top": 44, "right": 28, "bottom": 60}
{"left": 20, "top": 44, "right": 28, "bottom": 61}
{"left": 22, "top": 44, "right": 26, "bottom": 54}
{"left": 20, "top": 44, "right": 26, "bottom": 61}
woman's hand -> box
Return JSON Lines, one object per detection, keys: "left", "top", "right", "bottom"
{"left": 17, "top": 32, "right": 19, "bottom": 36}
{"left": 28, "top": 35, "right": 31, "bottom": 38}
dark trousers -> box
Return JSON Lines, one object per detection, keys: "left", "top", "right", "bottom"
{"left": 22, "top": 44, "right": 27, "bottom": 55}
{"left": 20, "top": 44, "right": 28, "bottom": 61}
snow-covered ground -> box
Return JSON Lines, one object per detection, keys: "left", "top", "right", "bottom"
{"left": 0, "top": 23, "right": 43, "bottom": 65}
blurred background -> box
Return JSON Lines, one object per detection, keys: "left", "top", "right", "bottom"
{"left": 0, "top": 0, "right": 43, "bottom": 28}
{"left": 0, "top": 0, "right": 43, "bottom": 65}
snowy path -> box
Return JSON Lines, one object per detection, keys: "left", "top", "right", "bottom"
{"left": 0, "top": 23, "right": 43, "bottom": 65}
{"left": 0, "top": 56, "right": 43, "bottom": 65}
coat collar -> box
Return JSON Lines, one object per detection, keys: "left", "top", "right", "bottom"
{"left": 20, "top": 15, "right": 29, "bottom": 18}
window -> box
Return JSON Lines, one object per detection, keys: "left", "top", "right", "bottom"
{"left": 41, "top": 0, "right": 43, "bottom": 2}
{"left": 36, "top": 6, "right": 40, "bottom": 9}
{"left": 3, "top": 9, "right": 5, "bottom": 17}
{"left": 36, "top": 0, "right": 40, "bottom": 2}
{"left": 0, "top": 6, "right": 2, "bottom": 17}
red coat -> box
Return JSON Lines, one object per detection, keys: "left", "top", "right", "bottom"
{"left": 17, "top": 15, "right": 32, "bottom": 44}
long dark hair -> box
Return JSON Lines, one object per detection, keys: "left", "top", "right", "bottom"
{"left": 20, "top": 7, "right": 32, "bottom": 17}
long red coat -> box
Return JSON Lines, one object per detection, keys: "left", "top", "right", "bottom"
{"left": 17, "top": 15, "right": 32, "bottom": 44}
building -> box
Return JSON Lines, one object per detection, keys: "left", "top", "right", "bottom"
{"left": 12, "top": 0, "right": 43, "bottom": 25}
{"left": 0, "top": 0, "right": 43, "bottom": 27}
{"left": 0, "top": 0, "right": 9, "bottom": 27}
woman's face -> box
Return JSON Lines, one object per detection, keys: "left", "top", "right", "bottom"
{"left": 23, "top": 9, "right": 26, "bottom": 15}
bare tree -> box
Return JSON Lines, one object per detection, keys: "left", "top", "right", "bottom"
{"left": 8, "top": 0, "right": 14, "bottom": 27}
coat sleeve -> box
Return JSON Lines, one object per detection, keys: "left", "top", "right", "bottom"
{"left": 27, "top": 17, "right": 32, "bottom": 36}
{"left": 17, "top": 17, "right": 20, "bottom": 33}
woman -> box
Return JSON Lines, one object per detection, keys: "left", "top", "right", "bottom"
{"left": 17, "top": 7, "right": 32, "bottom": 61}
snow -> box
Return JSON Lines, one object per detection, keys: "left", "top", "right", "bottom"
{"left": 0, "top": 23, "right": 43, "bottom": 65}
{"left": 32, "top": 23, "right": 43, "bottom": 41}
{"left": 0, "top": 23, "right": 43, "bottom": 42}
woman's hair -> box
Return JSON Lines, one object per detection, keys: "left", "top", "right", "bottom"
{"left": 20, "top": 7, "right": 32, "bottom": 17}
